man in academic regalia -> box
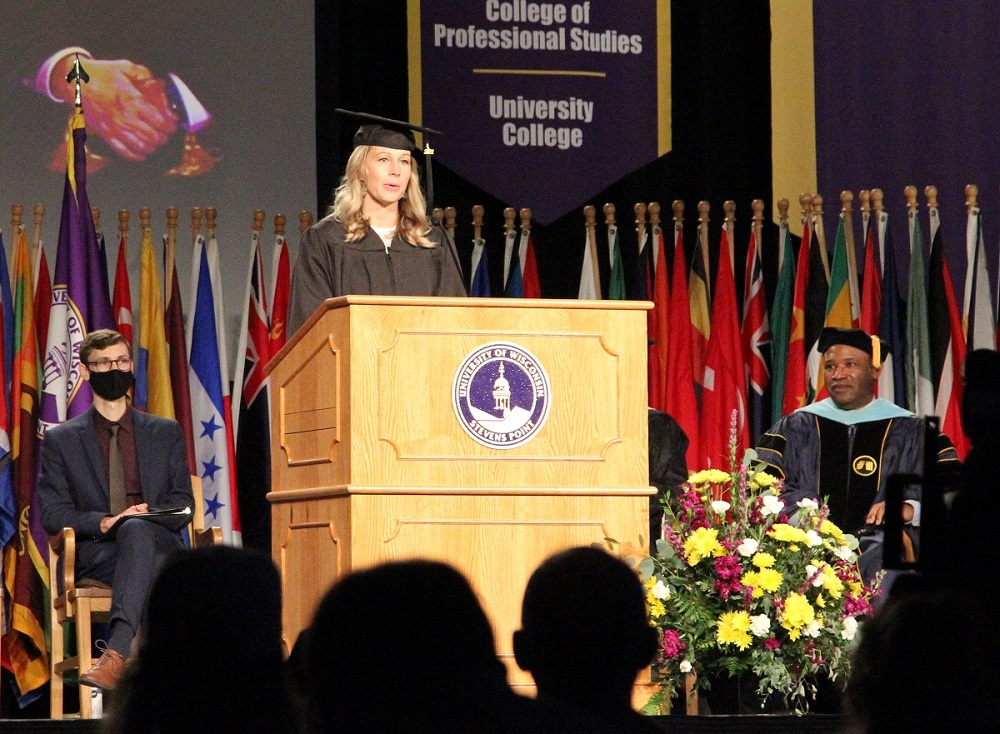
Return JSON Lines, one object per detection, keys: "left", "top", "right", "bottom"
{"left": 755, "top": 327, "right": 960, "bottom": 587}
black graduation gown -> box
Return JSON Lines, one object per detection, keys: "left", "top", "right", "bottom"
{"left": 287, "top": 217, "right": 466, "bottom": 336}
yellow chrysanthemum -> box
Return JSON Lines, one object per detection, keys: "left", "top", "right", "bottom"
{"left": 688, "top": 468, "right": 732, "bottom": 486}
{"left": 748, "top": 471, "right": 777, "bottom": 488}
{"left": 648, "top": 596, "right": 665, "bottom": 619}
{"left": 741, "top": 570, "right": 765, "bottom": 598}
{"left": 819, "top": 519, "right": 847, "bottom": 546}
{"left": 817, "top": 565, "right": 844, "bottom": 598}
{"left": 848, "top": 580, "right": 863, "bottom": 595}
{"left": 716, "top": 610, "right": 753, "bottom": 650}
{"left": 751, "top": 552, "right": 776, "bottom": 568}
{"left": 815, "top": 593, "right": 826, "bottom": 608}
{"left": 755, "top": 567, "right": 783, "bottom": 592}
{"left": 769, "top": 524, "right": 810, "bottom": 544}
{"left": 781, "top": 592, "right": 815, "bottom": 635}
{"left": 684, "top": 527, "right": 725, "bottom": 566}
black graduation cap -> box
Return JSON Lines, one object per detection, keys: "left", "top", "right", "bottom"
{"left": 817, "top": 327, "right": 890, "bottom": 368}
{"left": 334, "top": 109, "right": 444, "bottom": 212}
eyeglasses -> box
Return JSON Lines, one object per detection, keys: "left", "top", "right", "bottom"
{"left": 86, "top": 356, "right": 133, "bottom": 372}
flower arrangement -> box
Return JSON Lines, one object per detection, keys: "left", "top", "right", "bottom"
{"left": 638, "top": 419, "right": 877, "bottom": 714}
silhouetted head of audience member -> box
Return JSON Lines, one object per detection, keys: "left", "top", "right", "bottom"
{"left": 847, "top": 588, "right": 1000, "bottom": 734}
{"left": 961, "top": 348, "right": 1000, "bottom": 445}
{"left": 101, "top": 545, "right": 296, "bottom": 734}
{"left": 304, "top": 559, "right": 516, "bottom": 733}
{"left": 513, "top": 546, "right": 658, "bottom": 720}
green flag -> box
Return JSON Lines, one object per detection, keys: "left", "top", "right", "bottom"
{"left": 770, "top": 221, "right": 795, "bottom": 423}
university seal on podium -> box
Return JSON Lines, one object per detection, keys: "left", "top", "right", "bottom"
{"left": 452, "top": 341, "right": 551, "bottom": 449}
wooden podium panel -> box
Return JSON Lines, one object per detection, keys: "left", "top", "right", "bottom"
{"left": 276, "top": 492, "right": 649, "bottom": 684}
{"left": 268, "top": 296, "right": 652, "bottom": 667}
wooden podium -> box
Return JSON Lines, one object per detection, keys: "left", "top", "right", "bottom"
{"left": 266, "top": 296, "right": 652, "bottom": 686}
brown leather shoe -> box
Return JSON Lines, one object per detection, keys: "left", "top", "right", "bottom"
{"left": 79, "top": 649, "right": 125, "bottom": 690}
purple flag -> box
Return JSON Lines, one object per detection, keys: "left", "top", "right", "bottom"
{"left": 38, "top": 110, "right": 114, "bottom": 435}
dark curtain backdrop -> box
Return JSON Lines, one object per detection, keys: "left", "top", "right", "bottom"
{"left": 316, "top": 0, "right": 775, "bottom": 302}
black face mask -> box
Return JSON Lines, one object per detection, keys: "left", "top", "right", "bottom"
{"left": 88, "top": 369, "right": 134, "bottom": 401}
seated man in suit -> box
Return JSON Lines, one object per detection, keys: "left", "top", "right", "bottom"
{"left": 39, "top": 328, "right": 193, "bottom": 691}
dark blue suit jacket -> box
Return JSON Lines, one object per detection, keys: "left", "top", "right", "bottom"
{"left": 39, "top": 406, "right": 193, "bottom": 540}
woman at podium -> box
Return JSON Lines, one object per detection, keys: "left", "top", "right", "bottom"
{"left": 288, "top": 111, "right": 466, "bottom": 336}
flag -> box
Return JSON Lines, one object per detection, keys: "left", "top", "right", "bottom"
{"left": 877, "top": 213, "right": 906, "bottom": 405}
{"left": 0, "top": 231, "right": 15, "bottom": 548}
{"left": 783, "top": 217, "right": 812, "bottom": 414}
{"left": 963, "top": 206, "right": 996, "bottom": 350}
{"left": 905, "top": 208, "right": 934, "bottom": 416}
{"left": 0, "top": 232, "right": 14, "bottom": 399}
{"left": 95, "top": 226, "right": 112, "bottom": 309}
{"left": 269, "top": 231, "right": 292, "bottom": 350}
{"left": 927, "top": 221, "right": 970, "bottom": 459}
{"left": 232, "top": 229, "right": 273, "bottom": 553}
{"left": 664, "top": 220, "right": 700, "bottom": 468}
{"left": 165, "top": 235, "right": 196, "bottom": 476}
{"left": 804, "top": 218, "right": 830, "bottom": 402}
{"left": 608, "top": 221, "right": 626, "bottom": 300}
{"left": 470, "top": 236, "right": 491, "bottom": 297}
{"left": 689, "top": 224, "right": 711, "bottom": 386}
{"left": 858, "top": 216, "right": 892, "bottom": 401}
{"left": 859, "top": 212, "right": 882, "bottom": 339}
{"left": 741, "top": 223, "right": 770, "bottom": 443}
{"left": 578, "top": 229, "right": 600, "bottom": 300}
{"left": 112, "top": 230, "right": 134, "bottom": 350}
{"left": 187, "top": 233, "right": 240, "bottom": 543}
{"left": 3, "top": 225, "right": 49, "bottom": 704}
{"left": 521, "top": 228, "right": 541, "bottom": 298}
{"left": 648, "top": 226, "right": 669, "bottom": 411}
{"left": 701, "top": 227, "right": 749, "bottom": 470}
{"left": 502, "top": 225, "right": 519, "bottom": 295}
{"left": 814, "top": 215, "right": 854, "bottom": 400}
{"left": 32, "top": 242, "right": 52, "bottom": 370}
{"left": 39, "top": 110, "right": 115, "bottom": 434}
{"left": 503, "top": 225, "right": 524, "bottom": 298}
{"left": 770, "top": 219, "right": 795, "bottom": 423}
{"left": 135, "top": 228, "right": 174, "bottom": 418}
{"left": 633, "top": 223, "right": 651, "bottom": 302}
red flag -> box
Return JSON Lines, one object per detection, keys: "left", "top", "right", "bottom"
{"left": 648, "top": 226, "right": 669, "bottom": 410}
{"left": 859, "top": 215, "right": 882, "bottom": 336}
{"left": 741, "top": 224, "right": 770, "bottom": 442}
{"left": 269, "top": 232, "right": 291, "bottom": 352}
{"left": 928, "top": 226, "right": 970, "bottom": 459}
{"left": 664, "top": 220, "right": 700, "bottom": 468}
{"left": 701, "top": 227, "right": 749, "bottom": 471}
{"left": 165, "top": 236, "right": 196, "bottom": 475}
{"left": 522, "top": 231, "right": 541, "bottom": 298}
{"left": 112, "top": 230, "right": 133, "bottom": 350}
{"left": 689, "top": 228, "right": 711, "bottom": 386}
{"left": 783, "top": 218, "right": 811, "bottom": 414}
{"left": 32, "top": 245, "right": 51, "bottom": 364}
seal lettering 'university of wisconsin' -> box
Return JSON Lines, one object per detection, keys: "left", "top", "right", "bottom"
{"left": 453, "top": 341, "right": 551, "bottom": 449}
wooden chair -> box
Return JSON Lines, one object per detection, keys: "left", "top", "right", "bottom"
{"left": 49, "top": 476, "right": 222, "bottom": 719}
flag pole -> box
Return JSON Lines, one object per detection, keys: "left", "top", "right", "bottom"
{"left": 583, "top": 205, "right": 601, "bottom": 299}
{"left": 724, "top": 200, "right": 736, "bottom": 275}
{"left": 298, "top": 210, "right": 313, "bottom": 236}
{"left": 697, "top": 200, "right": 711, "bottom": 303}
{"left": 811, "top": 195, "right": 831, "bottom": 282}
{"left": 841, "top": 190, "right": 861, "bottom": 326}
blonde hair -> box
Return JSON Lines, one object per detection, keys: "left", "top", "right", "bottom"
{"left": 330, "top": 145, "right": 434, "bottom": 247}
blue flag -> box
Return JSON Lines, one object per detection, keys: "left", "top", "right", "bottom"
{"left": 470, "top": 237, "right": 491, "bottom": 297}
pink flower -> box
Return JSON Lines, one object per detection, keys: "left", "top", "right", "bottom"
{"left": 661, "top": 629, "right": 687, "bottom": 659}
{"left": 765, "top": 637, "right": 781, "bottom": 650}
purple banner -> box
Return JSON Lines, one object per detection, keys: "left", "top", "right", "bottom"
{"left": 414, "top": 0, "right": 667, "bottom": 224}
